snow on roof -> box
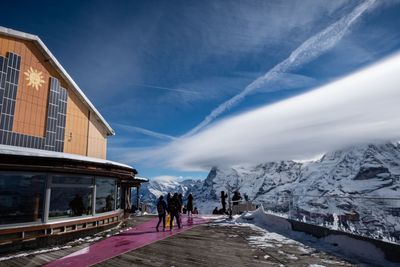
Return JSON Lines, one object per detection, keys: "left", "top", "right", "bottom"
{"left": 0, "top": 144, "right": 132, "bottom": 170}
{"left": 0, "top": 26, "right": 114, "bottom": 136}
{"left": 134, "top": 176, "right": 149, "bottom": 182}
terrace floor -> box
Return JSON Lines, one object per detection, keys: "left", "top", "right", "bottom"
{"left": 0, "top": 215, "right": 356, "bottom": 267}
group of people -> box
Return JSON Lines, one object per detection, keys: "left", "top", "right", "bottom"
{"left": 156, "top": 193, "right": 197, "bottom": 231}
{"left": 212, "top": 190, "right": 246, "bottom": 215}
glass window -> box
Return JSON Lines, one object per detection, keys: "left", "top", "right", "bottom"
{"left": 96, "top": 177, "right": 116, "bottom": 213}
{"left": 52, "top": 175, "right": 93, "bottom": 185}
{"left": 49, "top": 187, "right": 93, "bottom": 218}
{"left": 0, "top": 172, "right": 45, "bottom": 225}
{"left": 116, "top": 186, "right": 121, "bottom": 209}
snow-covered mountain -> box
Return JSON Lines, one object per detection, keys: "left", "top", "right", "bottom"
{"left": 137, "top": 176, "right": 203, "bottom": 212}
{"left": 138, "top": 142, "right": 400, "bottom": 241}
{"left": 204, "top": 143, "right": 400, "bottom": 198}
{"left": 197, "top": 142, "right": 400, "bottom": 241}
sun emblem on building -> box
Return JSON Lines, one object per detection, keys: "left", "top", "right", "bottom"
{"left": 24, "top": 67, "right": 45, "bottom": 90}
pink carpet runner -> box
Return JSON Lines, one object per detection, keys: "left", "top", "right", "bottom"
{"left": 45, "top": 215, "right": 209, "bottom": 267}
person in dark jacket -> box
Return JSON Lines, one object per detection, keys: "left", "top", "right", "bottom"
{"left": 169, "top": 193, "right": 181, "bottom": 230}
{"left": 156, "top": 195, "right": 167, "bottom": 231}
{"left": 178, "top": 193, "right": 184, "bottom": 225}
{"left": 232, "top": 191, "right": 242, "bottom": 206}
{"left": 69, "top": 194, "right": 85, "bottom": 216}
{"left": 166, "top": 192, "right": 172, "bottom": 213}
{"left": 186, "top": 194, "right": 193, "bottom": 217}
{"left": 178, "top": 193, "right": 183, "bottom": 212}
{"left": 221, "top": 191, "right": 228, "bottom": 212}
{"left": 212, "top": 207, "right": 219, "bottom": 214}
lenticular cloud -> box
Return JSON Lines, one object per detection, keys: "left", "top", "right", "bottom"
{"left": 164, "top": 52, "right": 400, "bottom": 170}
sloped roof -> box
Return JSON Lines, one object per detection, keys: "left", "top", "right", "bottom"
{"left": 0, "top": 26, "right": 115, "bottom": 136}
{"left": 0, "top": 144, "right": 130, "bottom": 169}
{"left": 0, "top": 144, "right": 141, "bottom": 180}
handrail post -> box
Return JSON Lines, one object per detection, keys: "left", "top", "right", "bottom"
{"left": 226, "top": 182, "right": 232, "bottom": 220}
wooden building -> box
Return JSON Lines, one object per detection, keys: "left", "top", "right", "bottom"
{"left": 0, "top": 26, "right": 146, "bottom": 247}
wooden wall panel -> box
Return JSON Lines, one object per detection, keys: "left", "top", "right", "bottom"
{"left": 87, "top": 114, "right": 107, "bottom": 159}
{"left": 0, "top": 36, "right": 67, "bottom": 137}
{"left": 1, "top": 34, "right": 108, "bottom": 159}
{"left": 63, "top": 92, "right": 89, "bottom": 156}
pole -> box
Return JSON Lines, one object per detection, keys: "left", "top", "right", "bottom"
{"left": 226, "top": 182, "right": 232, "bottom": 220}
{"left": 136, "top": 185, "right": 140, "bottom": 212}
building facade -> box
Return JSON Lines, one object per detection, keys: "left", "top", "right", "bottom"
{"left": 0, "top": 27, "right": 145, "bottom": 248}
{"left": 0, "top": 28, "right": 110, "bottom": 158}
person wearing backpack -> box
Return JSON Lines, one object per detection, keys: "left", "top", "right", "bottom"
{"left": 169, "top": 193, "right": 181, "bottom": 230}
{"left": 156, "top": 195, "right": 167, "bottom": 232}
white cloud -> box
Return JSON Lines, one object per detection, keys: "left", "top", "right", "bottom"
{"left": 155, "top": 52, "right": 400, "bottom": 170}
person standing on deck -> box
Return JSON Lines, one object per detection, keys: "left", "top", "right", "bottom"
{"left": 178, "top": 194, "right": 183, "bottom": 212}
{"left": 186, "top": 194, "right": 193, "bottom": 217}
{"left": 221, "top": 191, "right": 228, "bottom": 213}
{"left": 232, "top": 191, "right": 242, "bottom": 215}
{"left": 156, "top": 195, "right": 167, "bottom": 231}
{"left": 178, "top": 193, "right": 183, "bottom": 225}
{"left": 232, "top": 191, "right": 242, "bottom": 206}
{"left": 166, "top": 193, "right": 172, "bottom": 213}
{"left": 169, "top": 193, "right": 181, "bottom": 230}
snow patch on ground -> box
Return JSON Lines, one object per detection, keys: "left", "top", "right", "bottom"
{"left": 224, "top": 207, "right": 399, "bottom": 267}
{"left": 0, "top": 245, "right": 72, "bottom": 261}
{"left": 63, "top": 247, "right": 90, "bottom": 258}
{"left": 0, "top": 221, "right": 129, "bottom": 262}
{"left": 321, "top": 259, "right": 348, "bottom": 265}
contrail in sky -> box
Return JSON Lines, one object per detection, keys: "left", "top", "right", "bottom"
{"left": 134, "top": 83, "right": 200, "bottom": 95}
{"left": 115, "top": 123, "right": 177, "bottom": 141}
{"left": 183, "top": 0, "right": 376, "bottom": 137}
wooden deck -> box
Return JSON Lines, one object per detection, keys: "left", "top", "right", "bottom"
{"left": 96, "top": 223, "right": 354, "bottom": 267}
{"left": 0, "top": 215, "right": 356, "bottom": 267}
{"left": 0, "top": 215, "right": 155, "bottom": 267}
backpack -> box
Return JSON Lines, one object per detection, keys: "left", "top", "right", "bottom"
{"left": 157, "top": 202, "right": 165, "bottom": 214}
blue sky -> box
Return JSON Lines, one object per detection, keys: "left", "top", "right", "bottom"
{"left": 1, "top": 0, "right": 400, "bottom": 180}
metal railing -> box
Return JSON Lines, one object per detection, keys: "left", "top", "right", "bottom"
{"left": 254, "top": 193, "right": 400, "bottom": 243}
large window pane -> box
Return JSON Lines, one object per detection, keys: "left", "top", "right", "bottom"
{"left": 0, "top": 172, "right": 45, "bottom": 225}
{"left": 52, "top": 175, "right": 93, "bottom": 185}
{"left": 116, "top": 186, "right": 121, "bottom": 209}
{"left": 49, "top": 187, "right": 93, "bottom": 219}
{"left": 96, "top": 178, "right": 116, "bottom": 213}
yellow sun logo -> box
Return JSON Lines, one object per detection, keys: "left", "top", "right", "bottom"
{"left": 24, "top": 67, "right": 45, "bottom": 90}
